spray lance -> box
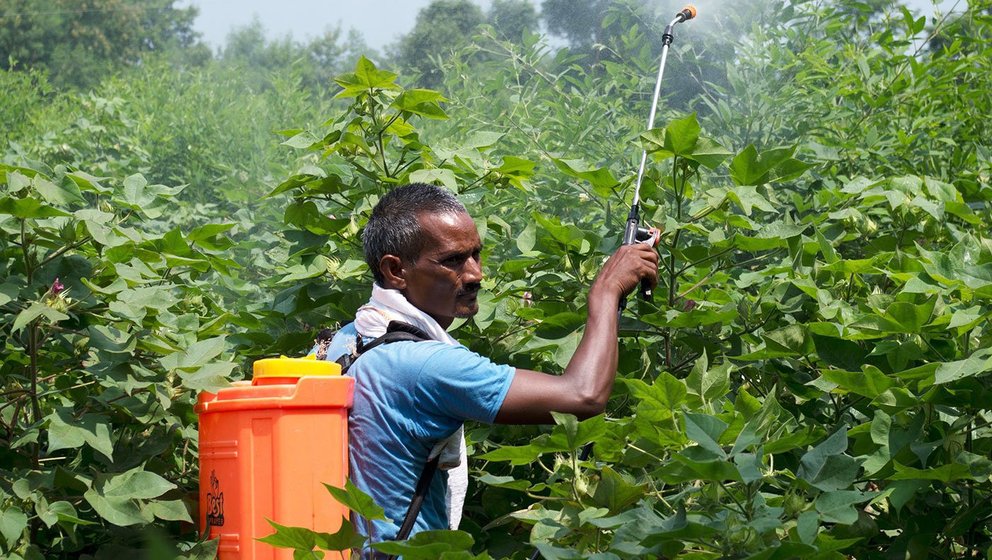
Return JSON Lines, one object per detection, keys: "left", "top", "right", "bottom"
{"left": 523, "top": 11, "right": 699, "bottom": 560}
{"left": 620, "top": 4, "right": 698, "bottom": 312}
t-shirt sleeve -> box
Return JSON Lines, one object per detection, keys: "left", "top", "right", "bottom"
{"left": 413, "top": 344, "right": 515, "bottom": 425}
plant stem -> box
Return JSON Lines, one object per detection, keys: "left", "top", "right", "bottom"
{"left": 37, "top": 236, "right": 91, "bottom": 269}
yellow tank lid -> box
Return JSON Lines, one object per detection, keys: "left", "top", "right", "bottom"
{"left": 252, "top": 356, "right": 342, "bottom": 379}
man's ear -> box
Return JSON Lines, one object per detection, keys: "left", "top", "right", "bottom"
{"left": 379, "top": 255, "right": 406, "bottom": 290}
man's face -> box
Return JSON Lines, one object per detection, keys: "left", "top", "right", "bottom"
{"left": 401, "top": 210, "right": 484, "bottom": 329}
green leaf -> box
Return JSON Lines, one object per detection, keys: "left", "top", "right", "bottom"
{"left": 815, "top": 226, "right": 839, "bottom": 264}
{"left": 1, "top": 507, "right": 28, "bottom": 548}
{"left": 889, "top": 461, "right": 977, "bottom": 482}
{"left": 947, "top": 306, "right": 985, "bottom": 334}
{"left": 882, "top": 298, "right": 936, "bottom": 332}
{"left": 83, "top": 489, "right": 150, "bottom": 527}
{"left": 65, "top": 171, "right": 113, "bottom": 194}
{"left": 0, "top": 281, "right": 17, "bottom": 307}
{"left": 663, "top": 113, "right": 701, "bottom": 156}
{"left": 729, "top": 145, "right": 803, "bottom": 186}
{"left": 334, "top": 56, "right": 401, "bottom": 97}
{"left": 547, "top": 412, "right": 607, "bottom": 451}
{"left": 495, "top": 156, "right": 536, "bottom": 175}
{"left": 551, "top": 158, "right": 619, "bottom": 197}
{"left": 83, "top": 467, "right": 178, "bottom": 527}
{"left": 12, "top": 302, "right": 69, "bottom": 333}
{"left": 684, "top": 352, "right": 731, "bottom": 404}
{"left": 683, "top": 413, "right": 728, "bottom": 458}
{"left": 409, "top": 168, "right": 458, "bottom": 191}
{"left": 798, "top": 428, "right": 860, "bottom": 491}
{"left": 38, "top": 501, "right": 94, "bottom": 528}
{"left": 323, "top": 479, "right": 388, "bottom": 522}
{"left": 476, "top": 474, "right": 532, "bottom": 491}
{"left": 118, "top": 175, "right": 182, "bottom": 218}
{"left": 179, "top": 362, "right": 237, "bottom": 392}
{"left": 476, "top": 443, "right": 541, "bottom": 465}
{"left": 147, "top": 499, "right": 192, "bottom": 522}
{"left": 684, "top": 137, "right": 731, "bottom": 169}
{"left": 0, "top": 196, "right": 71, "bottom": 218}
{"left": 123, "top": 174, "right": 154, "bottom": 207}
{"left": 796, "top": 511, "right": 819, "bottom": 544}
{"left": 160, "top": 336, "right": 228, "bottom": 370}
{"left": 46, "top": 409, "right": 115, "bottom": 461}
{"left": 371, "top": 530, "right": 474, "bottom": 559}
{"left": 393, "top": 89, "right": 448, "bottom": 119}
{"left": 821, "top": 366, "right": 894, "bottom": 399}
{"left": 534, "top": 311, "right": 585, "bottom": 339}
{"left": 712, "top": 185, "right": 776, "bottom": 216}
{"left": 920, "top": 242, "right": 992, "bottom": 291}
{"left": 622, "top": 373, "right": 686, "bottom": 419}
{"left": 516, "top": 222, "right": 536, "bottom": 254}
{"left": 33, "top": 175, "right": 84, "bottom": 206}
{"left": 729, "top": 145, "right": 767, "bottom": 186}
{"left": 762, "top": 324, "right": 813, "bottom": 356}
{"left": 281, "top": 130, "right": 320, "bottom": 149}
{"left": 311, "top": 518, "right": 367, "bottom": 551}
{"left": 815, "top": 491, "right": 876, "bottom": 524}
{"left": 592, "top": 467, "right": 647, "bottom": 513}
{"left": 530, "top": 544, "right": 587, "bottom": 560}
{"left": 734, "top": 453, "right": 763, "bottom": 483}
{"left": 552, "top": 329, "right": 582, "bottom": 369}
{"left": 2, "top": 167, "right": 37, "bottom": 189}
{"left": 98, "top": 467, "right": 177, "bottom": 500}
{"left": 188, "top": 222, "right": 236, "bottom": 251}
{"left": 932, "top": 349, "right": 992, "bottom": 386}
{"left": 258, "top": 519, "right": 318, "bottom": 551}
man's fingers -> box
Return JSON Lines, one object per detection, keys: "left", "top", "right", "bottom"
{"left": 606, "top": 243, "right": 660, "bottom": 296}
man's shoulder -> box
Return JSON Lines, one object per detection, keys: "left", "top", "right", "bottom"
{"left": 330, "top": 321, "right": 359, "bottom": 342}
{"left": 363, "top": 336, "right": 459, "bottom": 365}
{"left": 327, "top": 323, "right": 509, "bottom": 377}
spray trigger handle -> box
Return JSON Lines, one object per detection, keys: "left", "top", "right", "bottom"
{"left": 635, "top": 226, "right": 661, "bottom": 247}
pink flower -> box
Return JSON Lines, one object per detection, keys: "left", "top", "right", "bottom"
{"left": 683, "top": 299, "right": 696, "bottom": 312}
{"left": 51, "top": 278, "right": 65, "bottom": 295}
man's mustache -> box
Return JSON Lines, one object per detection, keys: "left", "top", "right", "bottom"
{"left": 459, "top": 283, "right": 482, "bottom": 296}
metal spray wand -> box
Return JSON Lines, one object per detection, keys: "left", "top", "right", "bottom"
{"left": 620, "top": 5, "right": 698, "bottom": 311}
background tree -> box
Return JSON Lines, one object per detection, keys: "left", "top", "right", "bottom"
{"left": 540, "top": 0, "right": 608, "bottom": 49}
{"left": 487, "top": 0, "right": 539, "bottom": 42}
{"left": 393, "top": 0, "right": 485, "bottom": 87}
{"left": 0, "top": 0, "right": 204, "bottom": 88}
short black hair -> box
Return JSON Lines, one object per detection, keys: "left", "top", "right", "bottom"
{"left": 362, "top": 183, "right": 467, "bottom": 284}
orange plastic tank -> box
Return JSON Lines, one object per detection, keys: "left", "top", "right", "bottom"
{"left": 196, "top": 357, "right": 354, "bottom": 559}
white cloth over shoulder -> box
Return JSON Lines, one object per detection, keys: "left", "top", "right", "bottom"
{"left": 353, "top": 283, "right": 469, "bottom": 529}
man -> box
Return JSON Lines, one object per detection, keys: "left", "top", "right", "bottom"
{"left": 317, "top": 183, "right": 658, "bottom": 548}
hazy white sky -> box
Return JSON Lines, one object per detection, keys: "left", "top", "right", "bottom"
{"left": 183, "top": 0, "right": 963, "bottom": 50}
{"left": 184, "top": 0, "right": 490, "bottom": 50}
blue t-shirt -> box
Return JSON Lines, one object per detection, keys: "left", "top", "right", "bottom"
{"left": 318, "top": 322, "right": 515, "bottom": 546}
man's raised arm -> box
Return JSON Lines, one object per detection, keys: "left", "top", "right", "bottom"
{"left": 494, "top": 242, "right": 659, "bottom": 424}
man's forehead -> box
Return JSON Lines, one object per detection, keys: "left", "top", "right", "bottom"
{"left": 416, "top": 210, "right": 480, "bottom": 244}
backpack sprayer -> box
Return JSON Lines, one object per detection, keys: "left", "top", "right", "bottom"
{"left": 620, "top": 4, "right": 698, "bottom": 313}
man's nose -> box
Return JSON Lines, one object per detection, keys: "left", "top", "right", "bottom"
{"left": 462, "top": 255, "right": 483, "bottom": 283}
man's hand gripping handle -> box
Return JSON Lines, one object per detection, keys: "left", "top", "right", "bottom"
{"left": 619, "top": 218, "right": 661, "bottom": 312}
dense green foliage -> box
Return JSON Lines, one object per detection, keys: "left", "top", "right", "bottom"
{"left": 2, "top": 0, "right": 992, "bottom": 558}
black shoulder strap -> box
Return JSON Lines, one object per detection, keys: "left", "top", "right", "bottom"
{"left": 335, "top": 321, "right": 432, "bottom": 374}
{"left": 330, "top": 320, "right": 440, "bottom": 548}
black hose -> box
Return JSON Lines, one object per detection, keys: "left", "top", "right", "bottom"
{"left": 386, "top": 455, "right": 441, "bottom": 560}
